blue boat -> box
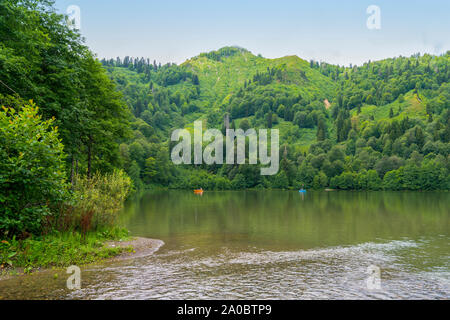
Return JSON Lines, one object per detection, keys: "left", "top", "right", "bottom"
{"left": 299, "top": 189, "right": 307, "bottom": 193}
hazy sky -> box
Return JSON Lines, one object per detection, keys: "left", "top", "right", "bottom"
{"left": 54, "top": 0, "right": 449, "bottom": 66}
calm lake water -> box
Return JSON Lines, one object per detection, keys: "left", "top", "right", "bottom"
{"left": 1, "top": 191, "right": 449, "bottom": 299}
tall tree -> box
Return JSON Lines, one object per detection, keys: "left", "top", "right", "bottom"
{"left": 0, "top": 0, "right": 131, "bottom": 178}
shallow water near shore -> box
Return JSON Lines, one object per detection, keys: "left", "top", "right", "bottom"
{"left": 0, "top": 190, "right": 449, "bottom": 299}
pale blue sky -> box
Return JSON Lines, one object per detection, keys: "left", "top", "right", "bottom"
{"left": 54, "top": 0, "right": 449, "bottom": 66}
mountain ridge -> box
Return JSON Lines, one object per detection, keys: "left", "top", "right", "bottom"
{"left": 180, "top": 46, "right": 335, "bottom": 107}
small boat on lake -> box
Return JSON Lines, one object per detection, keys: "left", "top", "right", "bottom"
{"left": 194, "top": 188, "right": 203, "bottom": 194}
{"left": 299, "top": 189, "right": 307, "bottom": 193}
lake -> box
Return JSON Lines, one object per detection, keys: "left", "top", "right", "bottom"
{"left": 0, "top": 190, "right": 449, "bottom": 299}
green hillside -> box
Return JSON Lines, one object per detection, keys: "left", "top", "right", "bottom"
{"left": 182, "top": 46, "right": 335, "bottom": 107}
{"left": 98, "top": 47, "right": 450, "bottom": 191}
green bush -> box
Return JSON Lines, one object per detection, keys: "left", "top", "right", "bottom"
{"left": 0, "top": 104, "right": 69, "bottom": 238}
{"left": 68, "top": 170, "right": 132, "bottom": 231}
{"left": 330, "top": 171, "right": 358, "bottom": 190}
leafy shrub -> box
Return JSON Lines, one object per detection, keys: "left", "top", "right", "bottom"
{"left": 0, "top": 104, "right": 69, "bottom": 238}
{"left": 69, "top": 170, "right": 132, "bottom": 231}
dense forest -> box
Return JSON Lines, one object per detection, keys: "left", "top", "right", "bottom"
{"left": 1, "top": 0, "right": 131, "bottom": 249}
{"left": 1, "top": 1, "right": 449, "bottom": 207}
{"left": 100, "top": 47, "right": 449, "bottom": 191}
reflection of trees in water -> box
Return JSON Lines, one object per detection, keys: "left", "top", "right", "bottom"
{"left": 119, "top": 191, "right": 449, "bottom": 249}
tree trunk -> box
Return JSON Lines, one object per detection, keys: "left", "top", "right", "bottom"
{"left": 87, "top": 136, "right": 92, "bottom": 179}
{"left": 71, "top": 155, "right": 75, "bottom": 186}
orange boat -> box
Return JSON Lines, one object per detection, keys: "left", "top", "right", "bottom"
{"left": 194, "top": 188, "right": 203, "bottom": 194}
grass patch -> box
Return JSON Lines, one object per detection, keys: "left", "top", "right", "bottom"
{"left": 352, "top": 90, "right": 427, "bottom": 123}
{"left": 0, "top": 227, "right": 131, "bottom": 273}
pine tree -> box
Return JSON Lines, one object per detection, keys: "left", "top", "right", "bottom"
{"left": 316, "top": 118, "right": 327, "bottom": 141}
{"left": 267, "top": 111, "right": 273, "bottom": 129}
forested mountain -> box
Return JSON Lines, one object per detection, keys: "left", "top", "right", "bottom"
{"left": 0, "top": 1, "right": 448, "bottom": 192}
{"left": 101, "top": 47, "right": 450, "bottom": 191}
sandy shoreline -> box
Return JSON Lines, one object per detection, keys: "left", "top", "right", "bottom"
{"left": 0, "top": 237, "right": 164, "bottom": 281}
